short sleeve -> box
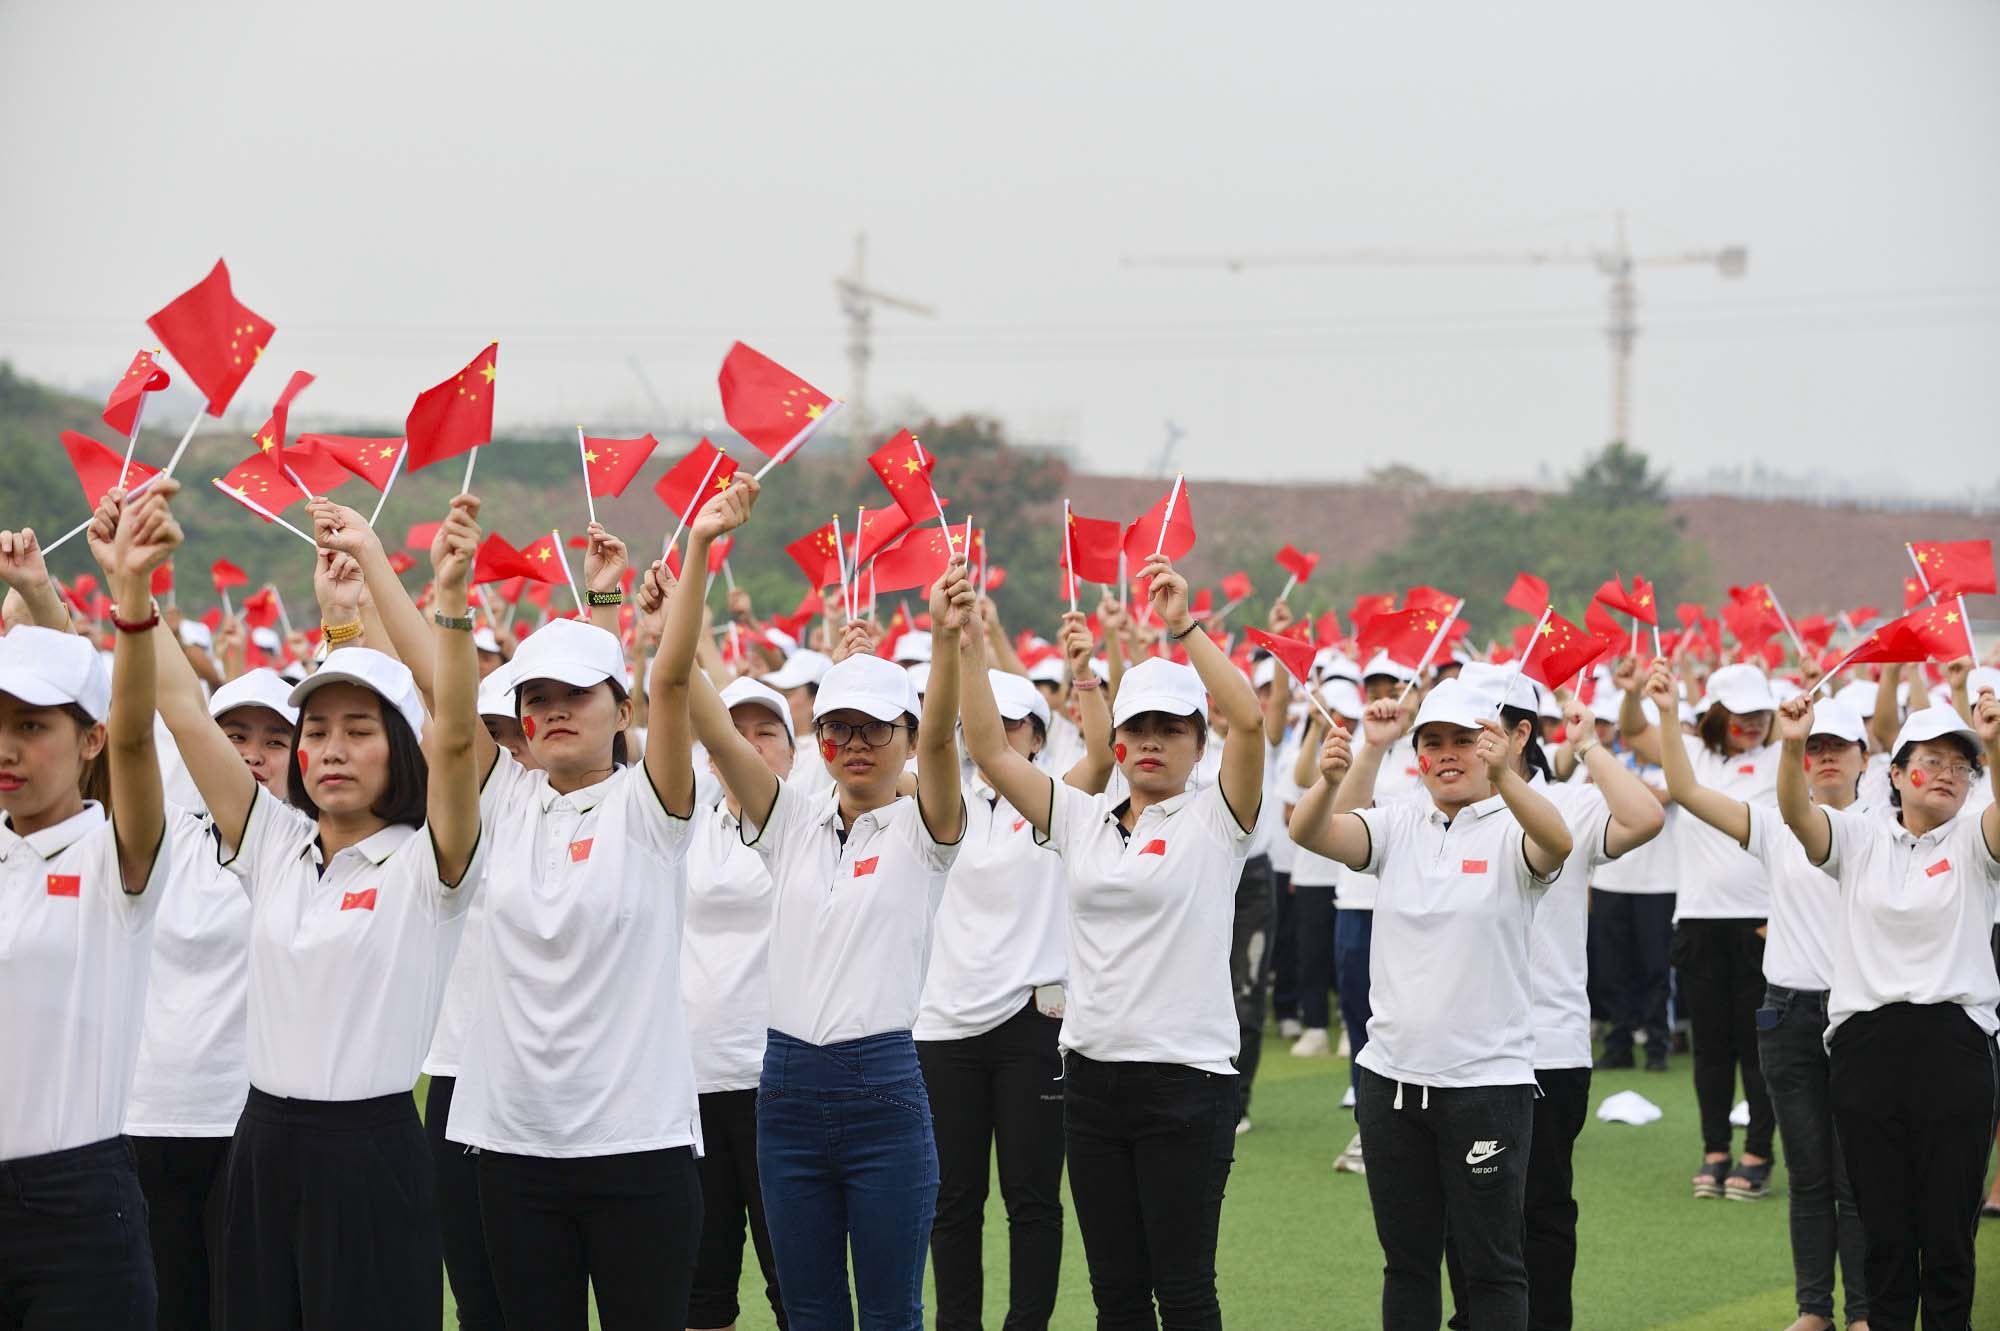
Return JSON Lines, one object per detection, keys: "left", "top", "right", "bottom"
{"left": 217, "top": 785, "right": 314, "bottom": 900}
{"left": 618, "top": 762, "right": 695, "bottom": 865}
{"left": 479, "top": 750, "right": 539, "bottom": 827}
{"left": 1819, "top": 805, "right": 1862, "bottom": 881}
{"left": 1741, "top": 802, "right": 1778, "bottom": 872}
{"left": 1193, "top": 782, "right": 1254, "bottom": 849}
{"left": 1961, "top": 808, "right": 2000, "bottom": 882}
{"left": 1039, "top": 779, "right": 1099, "bottom": 859}
{"left": 98, "top": 814, "right": 172, "bottom": 930}
{"left": 899, "top": 797, "right": 962, "bottom": 874}
{"left": 1354, "top": 803, "right": 1397, "bottom": 877}
{"left": 1514, "top": 823, "right": 1558, "bottom": 889}
{"left": 740, "top": 776, "right": 805, "bottom": 859}
{"left": 1567, "top": 789, "right": 1616, "bottom": 874}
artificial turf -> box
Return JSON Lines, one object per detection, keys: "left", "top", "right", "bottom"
{"left": 432, "top": 1040, "right": 2000, "bottom": 1328}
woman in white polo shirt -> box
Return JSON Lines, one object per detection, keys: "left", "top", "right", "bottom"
{"left": 1650, "top": 663, "right": 1872, "bottom": 1331}
{"left": 1291, "top": 679, "right": 1572, "bottom": 1331}
{"left": 1620, "top": 660, "right": 1781, "bottom": 1200}
{"left": 1778, "top": 690, "right": 2000, "bottom": 1331}
{"left": 167, "top": 497, "right": 487, "bottom": 1331}
{"left": 957, "top": 554, "right": 1266, "bottom": 1329}
{"left": 0, "top": 490, "right": 176, "bottom": 1330}
{"left": 668, "top": 485, "right": 971, "bottom": 1330}
{"left": 918, "top": 613, "right": 1111, "bottom": 1331}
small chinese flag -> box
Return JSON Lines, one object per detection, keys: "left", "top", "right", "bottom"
{"left": 870, "top": 526, "right": 956, "bottom": 594}
{"left": 1349, "top": 593, "right": 1397, "bottom": 632}
{"left": 1903, "top": 575, "right": 1927, "bottom": 610}
{"left": 653, "top": 439, "right": 739, "bottom": 522}
{"left": 1504, "top": 572, "right": 1549, "bottom": 616}
{"left": 248, "top": 369, "right": 315, "bottom": 473}
{"left": 405, "top": 520, "right": 444, "bottom": 553}
{"left": 216, "top": 451, "right": 309, "bottom": 516}
{"left": 240, "top": 587, "right": 281, "bottom": 630}
{"left": 473, "top": 533, "right": 564, "bottom": 585}
{"left": 1313, "top": 610, "right": 1343, "bottom": 647}
{"left": 706, "top": 535, "right": 735, "bottom": 575}
{"left": 1519, "top": 611, "right": 1613, "bottom": 689}
{"left": 851, "top": 503, "right": 915, "bottom": 567}
{"left": 1122, "top": 480, "right": 1196, "bottom": 567}
{"left": 717, "top": 342, "right": 838, "bottom": 466}
{"left": 1594, "top": 573, "right": 1659, "bottom": 626}
{"left": 868, "top": 430, "right": 942, "bottom": 523}
{"left": 1062, "top": 511, "right": 1125, "bottom": 586}
{"left": 61, "top": 431, "right": 160, "bottom": 509}
{"left": 145, "top": 259, "right": 274, "bottom": 416}
{"left": 150, "top": 563, "right": 174, "bottom": 596}
{"left": 1403, "top": 585, "right": 1458, "bottom": 617}
{"left": 404, "top": 343, "right": 497, "bottom": 472}
{"left": 101, "top": 349, "right": 171, "bottom": 436}
{"left": 581, "top": 433, "right": 659, "bottom": 498}
{"left": 1221, "top": 571, "right": 1254, "bottom": 603}
{"left": 1275, "top": 544, "right": 1319, "bottom": 585}
{"left": 785, "top": 521, "right": 844, "bottom": 587}
{"left": 1907, "top": 540, "right": 1995, "bottom": 600}
{"left": 301, "top": 435, "right": 404, "bottom": 491}
{"left": 386, "top": 552, "right": 416, "bottom": 575}
{"left": 876, "top": 602, "right": 914, "bottom": 659}
{"left": 1358, "top": 606, "right": 1452, "bottom": 669}
{"left": 1246, "top": 627, "right": 1316, "bottom": 685}
{"left": 210, "top": 559, "right": 249, "bottom": 593}
{"left": 1584, "top": 596, "right": 1625, "bottom": 645}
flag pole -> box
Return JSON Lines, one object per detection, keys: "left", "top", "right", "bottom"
{"left": 1763, "top": 584, "right": 1809, "bottom": 658}
{"left": 1905, "top": 543, "right": 1939, "bottom": 606}
{"left": 270, "top": 585, "right": 294, "bottom": 640}
{"left": 1150, "top": 474, "right": 1185, "bottom": 558}
{"left": 1063, "top": 500, "right": 1078, "bottom": 615}
{"left": 663, "top": 450, "right": 727, "bottom": 563}
{"left": 909, "top": 436, "right": 955, "bottom": 553}
{"left": 209, "top": 479, "right": 318, "bottom": 546}
{"left": 45, "top": 413, "right": 206, "bottom": 556}
{"left": 1959, "top": 594, "right": 1978, "bottom": 662}
{"left": 369, "top": 444, "right": 407, "bottom": 527}
{"left": 831, "top": 512, "right": 850, "bottom": 621}
{"left": 460, "top": 447, "right": 480, "bottom": 497}
{"left": 116, "top": 391, "right": 151, "bottom": 489}
{"left": 867, "top": 565, "right": 878, "bottom": 621}
{"left": 551, "top": 529, "right": 583, "bottom": 612}
{"left": 159, "top": 410, "right": 202, "bottom": 479}
{"left": 853, "top": 506, "right": 867, "bottom": 619}
{"left": 1395, "top": 599, "right": 1468, "bottom": 706}
{"left": 1275, "top": 572, "right": 1299, "bottom": 606}
{"left": 220, "top": 587, "right": 234, "bottom": 619}
{"left": 576, "top": 427, "right": 598, "bottom": 527}
{"left": 1485, "top": 604, "right": 1555, "bottom": 712}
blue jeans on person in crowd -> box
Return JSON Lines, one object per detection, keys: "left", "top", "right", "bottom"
{"left": 757, "top": 1028, "right": 939, "bottom": 1331}
{"left": 1336, "top": 907, "right": 1374, "bottom": 1101}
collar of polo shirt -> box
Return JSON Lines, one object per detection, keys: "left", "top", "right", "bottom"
{"left": 536, "top": 765, "right": 620, "bottom": 816}
{"left": 1, "top": 801, "right": 105, "bottom": 859}
{"left": 1423, "top": 790, "right": 1508, "bottom": 824}
{"left": 303, "top": 819, "right": 408, "bottom": 868}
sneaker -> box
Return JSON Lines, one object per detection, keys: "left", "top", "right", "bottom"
{"left": 1594, "top": 1049, "right": 1635, "bottom": 1070}
{"left": 1336, "top": 1027, "right": 1352, "bottom": 1059}
{"left": 1644, "top": 1048, "right": 1669, "bottom": 1072}
{"left": 1291, "top": 1027, "right": 1331, "bottom": 1058}
{"left": 1333, "top": 1132, "right": 1366, "bottom": 1175}
{"left": 1278, "top": 1017, "right": 1304, "bottom": 1040}
{"left": 1235, "top": 1116, "right": 1253, "bottom": 1136}
{"left": 1340, "top": 1084, "right": 1357, "bottom": 1109}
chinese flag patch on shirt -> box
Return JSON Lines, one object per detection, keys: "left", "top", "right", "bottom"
{"left": 1737, "top": 764, "right": 1758, "bottom": 776}
{"left": 1011, "top": 818, "right": 1027, "bottom": 834}
{"left": 46, "top": 874, "right": 80, "bottom": 897}
{"left": 1926, "top": 859, "right": 1952, "bottom": 878}
{"left": 1461, "top": 859, "right": 1488, "bottom": 874}
{"left": 340, "top": 889, "right": 378, "bottom": 911}
{"left": 1139, "top": 839, "right": 1168, "bottom": 856}
{"left": 569, "top": 839, "right": 593, "bottom": 863}
{"left": 853, "top": 857, "right": 880, "bottom": 877}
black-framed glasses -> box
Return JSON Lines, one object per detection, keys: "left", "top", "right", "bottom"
{"left": 815, "top": 719, "right": 909, "bottom": 749}
{"left": 1001, "top": 716, "right": 1031, "bottom": 732}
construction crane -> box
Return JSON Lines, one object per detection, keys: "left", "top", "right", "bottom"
{"left": 835, "top": 231, "right": 936, "bottom": 455}
{"left": 1124, "top": 214, "right": 1747, "bottom": 446}
{"left": 1153, "top": 419, "right": 1186, "bottom": 478}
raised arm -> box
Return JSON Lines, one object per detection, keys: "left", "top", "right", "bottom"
{"left": 0, "top": 528, "right": 76, "bottom": 632}
{"left": 1616, "top": 656, "right": 1664, "bottom": 766}
{"left": 1260, "top": 602, "right": 1299, "bottom": 747}
{"left": 958, "top": 613, "right": 1055, "bottom": 833}
{"left": 1145, "top": 554, "right": 1263, "bottom": 827}
{"left": 917, "top": 556, "right": 972, "bottom": 844}
{"left": 1972, "top": 687, "right": 2000, "bottom": 860}
{"left": 1773, "top": 694, "right": 1830, "bottom": 865}
{"left": 980, "top": 597, "right": 1029, "bottom": 678}
{"left": 1058, "top": 610, "right": 1113, "bottom": 793}
{"left": 95, "top": 483, "right": 180, "bottom": 891}
{"left": 1291, "top": 712, "right": 1326, "bottom": 789}
{"left": 425, "top": 496, "right": 484, "bottom": 886}
{"left": 1479, "top": 718, "right": 1572, "bottom": 876}
{"left": 308, "top": 497, "right": 435, "bottom": 702}
{"left": 1289, "top": 721, "right": 1372, "bottom": 869}
{"left": 1869, "top": 663, "right": 1903, "bottom": 754}
{"left": 581, "top": 523, "right": 627, "bottom": 637}
{"left": 1568, "top": 693, "right": 1667, "bottom": 857}
{"left": 1645, "top": 661, "right": 1748, "bottom": 844}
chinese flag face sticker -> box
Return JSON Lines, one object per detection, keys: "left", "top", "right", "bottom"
{"left": 1461, "top": 859, "right": 1488, "bottom": 874}
{"left": 46, "top": 874, "right": 81, "bottom": 897}
{"left": 340, "top": 889, "right": 378, "bottom": 911}
{"left": 853, "top": 857, "right": 880, "bottom": 877}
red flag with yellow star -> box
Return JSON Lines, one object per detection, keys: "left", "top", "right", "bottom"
{"left": 248, "top": 369, "right": 316, "bottom": 474}
{"left": 146, "top": 259, "right": 274, "bottom": 416}
{"left": 851, "top": 503, "right": 914, "bottom": 567}
{"left": 1519, "top": 610, "right": 1613, "bottom": 689}
{"left": 785, "top": 520, "right": 844, "bottom": 587}
{"left": 1594, "top": 573, "right": 1659, "bottom": 626}
{"left": 101, "top": 350, "right": 171, "bottom": 436}
{"left": 870, "top": 526, "right": 956, "bottom": 595}
{"left": 1839, "top": 604, "right": 1973, "bottom": 666}
{"left": 717, "top": 342, "right": 838, "bottom": 467}
{"left": 1062, "top": 511, "right": 1124, "bottom": 586}
{"left": 1907, "top": 540, "right": 1995, "bottom": 600}
{"left": 61, "top": 431, "right": 160, "bottom": 509}
{"left": 473, "top": 532, "right": 564, "bottom": 585}
{"left": 405, "top": 343, "right": 497, "bottom": 472}
{"left": 868, "top": 430, "right": 944, "bottom": 523}
{"left": 1275, "top": 544, "right": 1319, "bottom": 585}
{"left": 653, "top": 440, "right": 739, "bottom": 521}
{"left": 1356, "top": 606, "right": 1441, "bottom": 669}
{"left": 217, "top": 450, "right": 311, "bottom": 515}
{"left": 300, "top": 435, "right": 405, "bottom": 490}
{"left": 580, "top": 433, "right": 659, "bottom": 498}
{"left": 1246, "top": 627, "right": 1316, "bottom": 686}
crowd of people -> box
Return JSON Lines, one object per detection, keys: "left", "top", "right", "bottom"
{"left": 1, "top": 471, "right": 1997, "bottom": 1331}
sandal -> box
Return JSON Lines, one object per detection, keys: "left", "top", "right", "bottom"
{"left": 1692, "top": 1156, "right": 1731, "bottom": 1199}
{"left": 1725, "top": 1158, "right": 1773, "bottom": 1201}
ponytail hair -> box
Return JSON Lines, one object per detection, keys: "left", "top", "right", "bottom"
{"left": 1500, "top": 704, "right": 1555, "bottom": 785}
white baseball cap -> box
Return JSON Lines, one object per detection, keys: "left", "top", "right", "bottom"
{"left": 906, "top": 662, "right": 932, "bottom": 696}
{"left": 1252, "top": 656, "right": 1277, "bottom": 689}
{"left": 1026, "top": 654, "right": 1068, "bottom": 686}
{"left": 472, "top": 626, "right": 501, "bottom": 654}
{"left": 209, "top": 668, "right": 300, "bottom": 726}
{"left": 1968, "top": 666, "right": 2000, "bottom": 701}
{"left": 1457, "top": 662, "right": 1538, "bottom": 714}
{"left": 1807, "top": 697, "right": 1868, "bottom": 746}
{"left": 720, "top": 675, "right": 794, "bottom": 734}
{"left": 814, "top": 654, "right": 922, "bottom": 724}
{"left": 1360, "top": 650, "right": 1416, "bottom": 684}
{"left": 506, "top": 619, "right": 631, "bottom": 697}
{"left": 763, "top": 648, "right": 831, "bottom": 692}
{"left": 1113, "top": 658, "right": 1209, "bottom": 728}
{"left": 1770, "top": 678, "right": 1803, "bottom": 705}
{"left": 893, "top": 630, "right": 933, "bottom": 664}
{"left": 1314, "top": 649, "right": 1360, "bottom": 684}
{"left": 279, "top": 660, "right": 309, "bottom": 685}
{"left": 1702, "top": 664, "right": 1777, "bottom": 717}
{"left": 1833, "top": 679, "right": 1879, "bottom": 719}
{"left": 250, "top": 627, "right": 281, "bottom": 652}
{"left": 990, "top": 670, "right": 1052, "bottom": 730}
{"left": 0, "top": 626, "right": 113, "bottom": 722}
{"left": 178, "top": 619, "right": 214, "bottom": 650}
{"left": 1892, "top": 705, "right": 1979, "bottom": 756}
{"left": 476, "top": 661, "right": 519, "bottom": 720}
{"left": 1410, "top": 678, "right": 1492, "bottom": 737}
{"left": 1535, "top": 683, "right": 1562, "bottom": 722}
{"left": 1319, "top": 678, "right": 1364, "bottom": 721}
{"left": 289, "top": 647, "right": 429, "bottom": 738}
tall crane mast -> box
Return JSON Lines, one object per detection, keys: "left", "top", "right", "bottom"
{"left": 1125, "top": 214, "right": 1747, "bottom": 446}
{"left": 835, "top": 231, "right": 936, "bottom": 455}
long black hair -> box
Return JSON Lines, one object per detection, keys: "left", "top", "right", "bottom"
{"left": 1501, "top": 704, "right": 1556, "bottom": 785}
{"left": 286, "top": 699, "right": 429, "bottom": 829}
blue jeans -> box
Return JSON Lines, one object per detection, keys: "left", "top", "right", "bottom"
{"left": 758, "top": 1029, "right": 939, "bottom": 1330}
{"left": 1336, "top": 907, "right": 1374, "bottom": 1100}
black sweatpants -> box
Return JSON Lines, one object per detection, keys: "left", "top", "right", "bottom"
{"left": 1356, "top": 1068, "right": 1534, "bottom": 1331}
{"left": 1063, "top": 1053, "right": 1237, "bottom": 1330}
{"left": 217, "top": 1087, "right": 440, "bottom": 1331}
{"left": 478, "top": 1145, "right": 702, "bottom": 1331}
{"left": 1445, "top": 1067, "right": 1592, "bottom": 1331}
{"left": 1830, "top": 1002, "right": 1999, "bottom": 1331}
{"left": 1671, "top": 918, "right": 1774, "bottom": 1158}
{"left": 918, "top": 1000, "right": 1066, "bottom": 1331}
{"left": 1592, "top": 889, "right": 1675, "bottom": 1059}
{"left": 424, "top": 1076, "right": 505, "bottom": 1330}
{"left": 690, "top": 1089, "right": 787, "bottom": 1330}
{"left": 1293, "top": 881, "right": 1337, "bottom": 1030}
{"left": 130, "top": 1134, "right": 229, "bottom": 1331}
{"left": 1229, "top": 854, "right": 1277, "bottom": 1118}
{"left": 0, "top": 1136, "right": 155, "bottom": 1331}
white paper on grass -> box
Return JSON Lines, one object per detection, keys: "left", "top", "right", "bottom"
{"left": 1729, "top": 1099, "right": 1750, "bottom": 1127}
{"left": 1595, "top": 1090, "right": 1663, "bottom": 1126}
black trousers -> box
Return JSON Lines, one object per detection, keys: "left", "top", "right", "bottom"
{"left": 1271, "top": 870, "right": 1298, "bottom": 1022}
{"left": 1229, "top": 854, "right": 1277, "bottom": 1117}
{"left": 1063, "top": 1053, "right": 1237, "bottom": 1331}
{"left": 1444, "top": 1067, "right": 1591, "bottom": 1331}
{"left": 918, "top": 1000, "right": 1066, "bottom": 1331}
{"left": 217, "top": 1087, "right": 439, "bottom": 1331}
{"left": 1591, "top": 890, "right": 1675, "bottom": 1058}
{"left": 690, "top": 1089, "right": 787, "bottom": 1330}
{"left": 1293, "top": 881, "right": 1337, "bottom": 1030}
{"left": 1830, "top": 1002, "right": 1999, "bottom": 1331}
{"left": 1671, "top": 918, "right": 1775, "bottom": 1158}
{"left": 130, "top": 1134, "right": 229, "bottom": 1331}
{"left": 424, "top": 1076, "right": 506, "bottom": 1330}
{"left": 478, "top": 1145, "right": 702, "bottom": 1331}
{"left": 0, "top": 1136, "right": 155, "bottom": 1331}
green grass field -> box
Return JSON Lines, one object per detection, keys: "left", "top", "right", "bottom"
{"left": 433, "top": 1040, "right": 2000, "bottom": 1328}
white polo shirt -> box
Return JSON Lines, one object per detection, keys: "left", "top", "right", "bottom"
{"left": 683, "top": 799, "right": 779, "bottom": 1094}
{"left": 1040, "top": 779, "right": 1254, "bottom": 1073}
{"left": 421, "top": 883, "right": 489, "bottom": 1081}
{"left": 1268, "top": 729, "right": 1302, "bottom": 875}
{"left": 1039, "top": 712, "right": 1086, "bottom": 778}
{"left": 744, "top": 780, "right": 962, "bottom": 1046}
{"left": 1527, "top": 779, "right": 1617, "bottom": 1070}
{"left": 126, "top": 806, "right": 250, "bottom": 1136}
{"left": 1746, "top": 802, "right": 1861, "bottom": 993}
{"left": 916, "top": 780, "right": 1067, "bottom": 1041}
{"left": 1672, "top": 735, "right": 1779, "bottom": 919}
{"left": 224, "top": 786, "right": 485, "bottom": 1102}
{"left": 1, "top": 804, "right": 169, "bottom": 1160}
{"left": 447, "top": 757, "right": 700, "bottom": 1157}
{"left": 1589, "top": 756, "right": 1676, "bottom": 896}
{"left": 1821, "top": 804, "right": 2000, "bottom": 1042}
{"left": 1355, "top": 794, "right": 1554, "bottom": 1088}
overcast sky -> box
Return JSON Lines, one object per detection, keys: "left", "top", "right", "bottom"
{"left": 3, "top": 1, "right": 1995, "bottom": 497}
